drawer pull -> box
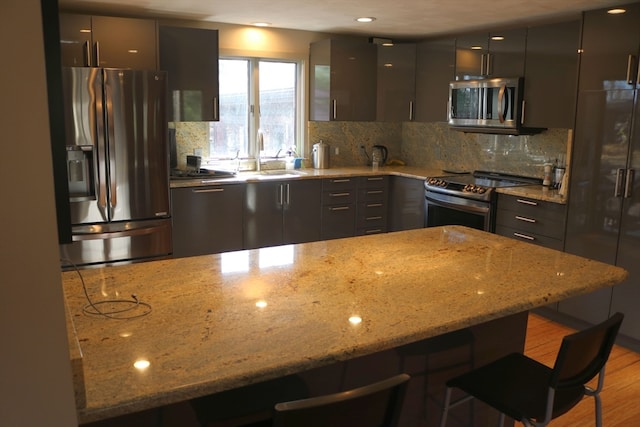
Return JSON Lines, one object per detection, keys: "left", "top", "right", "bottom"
{"left": 193, "top": 188, "right": 224, "bottom": 193}
{"left": 330, "top": 206, "right": 350, "bottom": 211}
{"left": 365, "top": 229, "right": 383, "bottom": 234}
{"left": 331, "top": 179, "right": 351, "bottom": 183}
{"left": 367, "top": 190, "right": 383, "bottom": 195}
{"left": 515, "top": 215, "right": 536, "bottom": 223}
{"left": 330, "top": 192, "right": 351, "bottom": 197}
{"left": 366, "top": 203, "right": 383, "bottom": 208}
{"left": 366, "top": 216, "right": 383, "bottom": 221}
{"left": 367, "top": 177, "right": 384, "bottom": 181}
{"left": 513, "top": 232, "right": 535, "bottom": 241}
{"left": 516, "top": 198, "right": 538, "bottom": 206}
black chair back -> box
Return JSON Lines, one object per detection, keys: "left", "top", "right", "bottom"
{"left": 273, "top": 373, "right": 410, "bottom": 427}
{"left": 551, "top": 312, "right": 624, "bottom": 389}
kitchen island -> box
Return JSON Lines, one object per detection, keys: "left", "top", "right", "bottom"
{"left": 62, "top": 226, "right": 626, "bottom": 424}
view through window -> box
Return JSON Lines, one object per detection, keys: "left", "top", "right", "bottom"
{"left": 208, "top": 58, "right": 300, "bottom": 163}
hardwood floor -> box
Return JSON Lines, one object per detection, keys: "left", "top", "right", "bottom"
{"left": 524, "top": 313, "right": 640, "bottom": 427}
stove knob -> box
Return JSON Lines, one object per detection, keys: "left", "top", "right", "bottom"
{"left": 477, "top": 187, "right": 487, "bottom": 194}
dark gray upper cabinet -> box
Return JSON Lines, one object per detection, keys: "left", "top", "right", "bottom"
{"left": 376, "top": 44, "right": 416, "bottom": 122}
{"left": 455, "top": 29, "right": 526, "bottom": 80}
{"left": 522, "top": 20, "right": 581, "bottom": 129}
{"left": 414, "top": 37, "right": 455, "bottom": 122}
{"left": 578, "top": 2, "right": 640, "bottom": 91}
{"left": 59, "top": 13, "right": 157, "bottom": 69}
{"left": 310, "top": 39, "right": 377, "bottom": 121}
{"left": 159, "top": 26, "right": 220, "bottom": 122}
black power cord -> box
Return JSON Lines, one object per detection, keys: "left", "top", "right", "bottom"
{"left": 63, "top": 258, "right": 152, "bottom": 320}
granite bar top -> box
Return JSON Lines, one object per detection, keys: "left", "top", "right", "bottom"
{"left": 61, "top": 226, "right": 624, "bottom": 423}
{"left": 169, "top": 166, "right": 566, "bottom": 204}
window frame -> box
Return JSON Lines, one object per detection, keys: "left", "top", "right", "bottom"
{"left": 212, "top": 54, "right": 305, "bottom": 164}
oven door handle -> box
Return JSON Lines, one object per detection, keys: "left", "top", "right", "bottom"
{"left": 425, "top": 194, "right": 490, "bottom": 214}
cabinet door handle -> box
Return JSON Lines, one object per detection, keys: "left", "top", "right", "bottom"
{"left": 193, "top": 188, "right": 224, "bottom": 193}
{"left": 521, "top": 100, "right": 526, "bottom": 125}
{"left": 83, "top": 41, "right": 92, "bottom": 67}
{"left": 95, "top": 41, "right": 100, "bottom": 66}
{"left": 486, "top": 53, "right": 492, "bottom": 76}
{"left": 627, "top": 55, "right": 637, "bottom": 85}
{"left": 615, "top": 168, "right": 625, "bottom": 197}
{"left": 365, "top": 229, "right": 383, "bottom": 234}
{"left": 624, "top": 169, "right": 635, "bottom": 198}
{"left": 480, "top": 53, "right": 486, "bottom": 77}
{"left": 332, "top": 99, "right": 337, "bottom": 120}
{"left": 409, "top": 101, "right": 414, "bottom": 121}
{"left": 513, "top": 232, "right": 535, "bottom": 241}
{"left": 278, "top": 184, "right": 284, "bottom": 206}
{"left": 516, "top": 198, "right": 537, "bottom": 206}
{"left": 515, "top": 215, "right": 536, "bottom": 223}
{"left": 285, "top": 183, "right": 291, "bottom": 205}
{"left": 330, "top": 192, "right": 351, "bottom": 197}
{"left": 330, "top": 206, "right": 350, "bottom": 211}
{"left": 213, "top": 97, "right": 219, "bottom": 121}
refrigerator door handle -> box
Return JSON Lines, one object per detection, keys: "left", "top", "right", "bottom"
{"left": 93, "top": 69, "right": 109, "bottom": 221}
{"left": 72, "top": 225, "right": 160, "bottom": 241}
{"left": 624, "top": 169, "right": 635, "bottom": 198}
{"left": 104, "top": 74, "right": 118, "bottom": 216}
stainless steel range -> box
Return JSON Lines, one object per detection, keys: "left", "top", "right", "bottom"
{"left": 424, "top": 171, "right": 542, "bottom": 232}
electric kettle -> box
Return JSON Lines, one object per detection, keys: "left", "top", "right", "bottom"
{"left": 371, "top": 145, "right": 388, "bottom": 167}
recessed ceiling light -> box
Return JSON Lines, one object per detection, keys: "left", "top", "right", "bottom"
{"left": 252, "top": 22, "right": 271, "bottom": 27}
{"left": 356, "top": 17, "right": 376, "bottom": 23}
{"left": 607, "top": 8, "right": 626, "bottom": 14}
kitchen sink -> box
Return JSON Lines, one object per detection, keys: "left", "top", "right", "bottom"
{"left": 260, "top": 169, "right": 308, "bottom": 176}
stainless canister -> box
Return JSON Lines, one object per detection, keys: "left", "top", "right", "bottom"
{"left": 312, "top": 140, "right": 330, "bottom": 169}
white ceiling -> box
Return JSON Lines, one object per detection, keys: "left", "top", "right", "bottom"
{"left": 58, "top": 0, "right": 627, "bottom": 38}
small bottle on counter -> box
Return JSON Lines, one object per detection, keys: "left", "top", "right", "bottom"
{"left": 543, "top": 164, "right": 552, "bottom": 187}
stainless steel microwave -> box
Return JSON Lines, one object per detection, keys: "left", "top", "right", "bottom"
{"left": 448, "top": 77, "right": 525, "bottom": 133}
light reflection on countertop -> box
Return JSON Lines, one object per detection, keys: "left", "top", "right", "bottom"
{"left": 61, "top": 226, "right": 625, "bottom": 423}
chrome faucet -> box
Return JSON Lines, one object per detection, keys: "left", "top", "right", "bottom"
{"left": 256, "top": 129, "right": 264, "bottom": 171}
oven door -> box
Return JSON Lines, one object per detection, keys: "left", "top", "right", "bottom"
{"left": 425, "top": 190, "right": 493, "bottom": 232}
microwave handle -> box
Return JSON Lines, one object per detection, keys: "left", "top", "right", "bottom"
{"left": 498, "top": 84, "right": 507, "bottom": 123}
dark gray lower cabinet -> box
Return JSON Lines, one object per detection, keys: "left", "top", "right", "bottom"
{"left": 388, "top": 176, "right": 425, "bottom": 231}
{"left": 171, "top": 184, "right": 245, "bottom": 258}
{"left": 321, "top": 177, "right": 357, "bottom": 240}
{"left": 495, "top": 194, "right": 566, "bottom": 251}
{"left": 244, "top": 180, "right": 322, "bottom": 249}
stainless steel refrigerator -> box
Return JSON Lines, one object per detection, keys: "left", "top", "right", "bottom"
{"left": 59, "top": 67, "right": 171, "bottom": 268}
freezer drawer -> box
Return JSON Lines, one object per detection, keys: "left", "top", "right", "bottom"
{"left": 60, "top": 218, "right": 172, "bottom": 268}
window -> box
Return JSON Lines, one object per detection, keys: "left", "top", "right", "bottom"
{"left": 208, "top": 57, "right": 302, "bottom": 166}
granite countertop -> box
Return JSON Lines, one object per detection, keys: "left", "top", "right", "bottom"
{"left": 170, "top": 166, "right": 567, "bottom": 204}
{"left": 62, "top": 226, "right": 625, "bottom": 423}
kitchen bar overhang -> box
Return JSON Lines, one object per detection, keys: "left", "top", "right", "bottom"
{"left": 61, "top": 226, "right": 627, "bottom": 423}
